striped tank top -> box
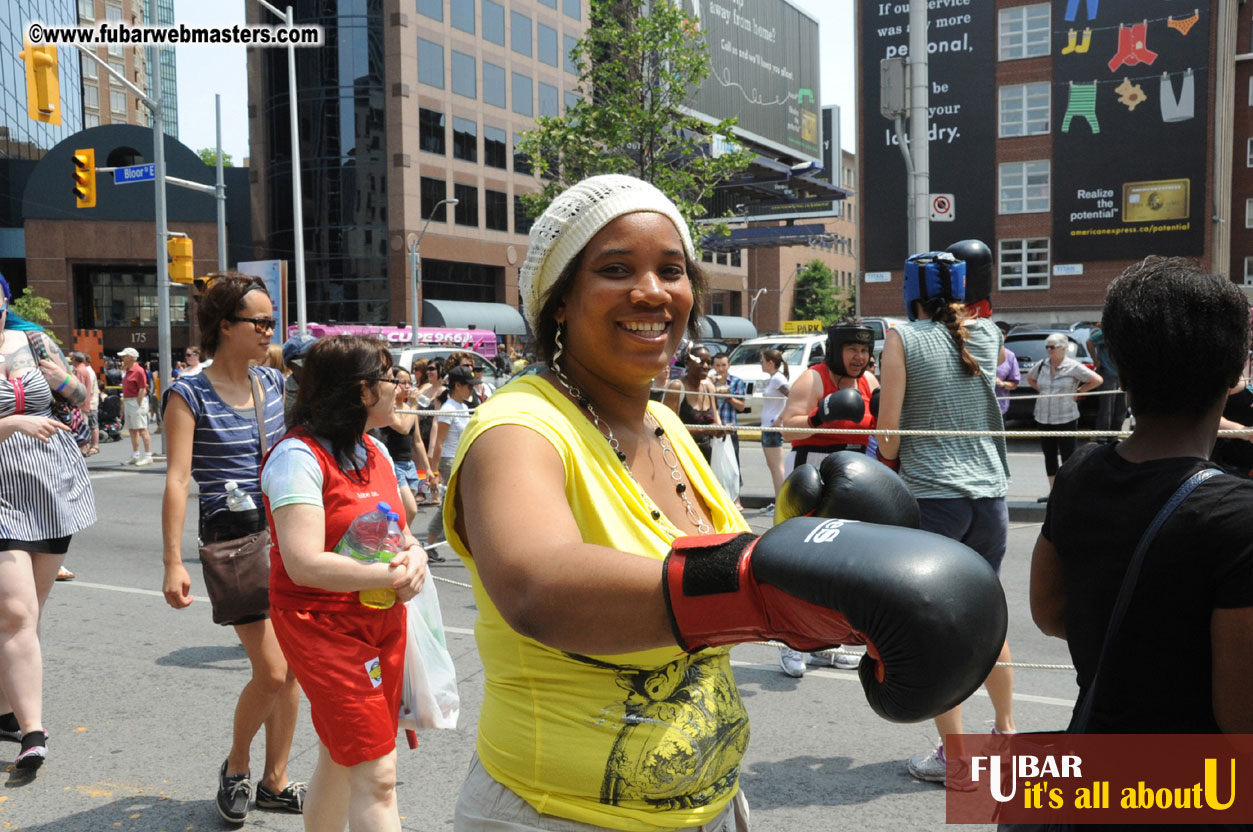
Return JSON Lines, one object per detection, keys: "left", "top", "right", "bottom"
{"left": 166, "top": 366, "right": 286, "bottom": 523}
{"left": 897, "top": 318, "right": 1009, "bottom": 499}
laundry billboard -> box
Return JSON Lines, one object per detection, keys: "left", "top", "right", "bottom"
{"left": 682, "top": 0, "right": 822, "bottom": 164}
{"left": 857, "top": 1, "right": 996, "bottom": 272}
{"left": 1052, "top": 0, "right": 1210, "bottom": 261}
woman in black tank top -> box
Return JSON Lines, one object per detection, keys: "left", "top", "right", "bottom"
{"left": 371, "top": 368, "right": 433, "bottom": 529}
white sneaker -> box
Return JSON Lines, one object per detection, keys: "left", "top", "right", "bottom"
{"left": 134, "top": 456, "right": 153, "bottom": 467}
{"left": 778, "top": 647, "right": 807, "bottom": 678}
{"left": 907, "top": 744, "right": 946, "bottom": 783}
{"left": 123, "top": 456, "right": 140, "bottom": 466}
{"left": 812, "top": 650, "right": 862, "bottom": 670}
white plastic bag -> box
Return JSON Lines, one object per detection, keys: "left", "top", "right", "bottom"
{"left": 710, "top": 433, "right": 740, "bottom": 501}
{"left": 398, "top": 577, "right": 459, "bottom": 732}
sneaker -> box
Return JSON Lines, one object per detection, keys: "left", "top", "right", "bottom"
{"left": 135, "top": 456, "right": 153, "bottom": 467}
{"left": 908, "top": 743, "right": 946, "bottom": 783}
{"left": 217, "top": 760, "right": 253, "bottom": 825}
{"left": 256, "top": 780, "right": 306, "bottom": 813}
{"left": 778, "top": 647, "right": 807, "bottom": 678}
{"left": 14, "top": 731, "right": 47, "bottom": 771}
{"left": 425, "top": 547, "right": 446, "bottom": 564}
{"left": 123, "top": 456, "right": 140, "bottom": 466}
{"left": 812, "top": 650, "right": 862, "bottom": 670}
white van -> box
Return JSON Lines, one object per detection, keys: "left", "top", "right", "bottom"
{"left": 725, "top": 333, "right": 830, "bottom": 427}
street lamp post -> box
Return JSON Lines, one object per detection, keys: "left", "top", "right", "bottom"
{"left": 749, "top": 287, "right": 768, "bottom": 326}
{"left": 408, "top": 198, "right": 458, "bottom": 339}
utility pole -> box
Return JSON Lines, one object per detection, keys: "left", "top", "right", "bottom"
{"left": 907, "top": 0, "right": 930, "bottom": 255}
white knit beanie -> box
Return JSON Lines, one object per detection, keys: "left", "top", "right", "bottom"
{"left": 517, "top": 175, "right": 696, "bottom": 333}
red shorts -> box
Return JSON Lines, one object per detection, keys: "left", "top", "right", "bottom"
{"left": 271, "top": 605, "right": 406, "bottom": 767}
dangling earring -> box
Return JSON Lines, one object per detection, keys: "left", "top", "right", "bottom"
{"left": 553, "top": 323, "right": 565, "bottom": 369}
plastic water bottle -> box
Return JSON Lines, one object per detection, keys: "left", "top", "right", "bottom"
{"left": 333, "top": 501, "right": 393, "bottom": 562}
{"left": 224, "top": 481, "right": 256, "bottom": 512}
{"left": 360, "top": 511, "right": 405, "bottom": 610}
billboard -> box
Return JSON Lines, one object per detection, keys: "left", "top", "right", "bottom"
{"left": 739, "top": 106, "right": 841, "bottom": 221}
{"left": 682, "top": 0, "right": 822, "bottom": 164}
{"left": 237, "top": 260, "right": 287, "bottom": 345}
{"left": 858, "top": 3, "right": 996, "bottom": 271}
{"left": 1051, "top": 1, "right": 1210, "bottom": 260}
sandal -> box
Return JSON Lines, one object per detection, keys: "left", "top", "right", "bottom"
{"left": 86, "top": 448, "right": 100, "bottom": 456}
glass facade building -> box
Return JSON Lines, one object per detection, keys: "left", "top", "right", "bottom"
{"left": 262, "top": 0, "right": 388, "bottom": 323}
{"left": 144, "top": 0, "right": 178, "bottom": 138}
{"left": 0, "top": 0, "right": 84, "bottom": 160}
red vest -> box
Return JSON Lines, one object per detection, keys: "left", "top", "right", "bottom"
{"left": 791, "top": 364, "right": 875, "bottom": 449}
{"left": 263, "top": 427, "right": 404, "bottom": 612}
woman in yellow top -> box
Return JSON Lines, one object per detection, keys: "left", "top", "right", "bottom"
{"left": 444, "top": 176, "right": 1010, "bottom": 830}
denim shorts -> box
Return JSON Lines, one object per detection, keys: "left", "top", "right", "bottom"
{"left": 760, "top": 429, "right": 783, "bottom": 448}
{"left": 394, "top": 459, "right": 421, "bottom": 492}
{"left": 917, "top": 497, "right": 1009, "bottom": 574}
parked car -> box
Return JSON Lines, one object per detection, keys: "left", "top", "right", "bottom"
{"left": 1002, "top": 329, "right": 1099, "bottom": 427}
{"left": 724, "top": 333, "right": 829, "bottom": 426}
{"left": 390, "top": 347, "right": 510, "bottom": 389}
{"left": 860, "top": 315, "right": 909, "bottom": 366}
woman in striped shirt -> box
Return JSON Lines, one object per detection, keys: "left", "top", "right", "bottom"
{"left": 160, "top": 273, "right": 305, "bottom": 823}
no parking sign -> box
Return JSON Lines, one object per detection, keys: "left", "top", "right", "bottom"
{"left": 930, "top": 193, "right": 955, "bottom": 222}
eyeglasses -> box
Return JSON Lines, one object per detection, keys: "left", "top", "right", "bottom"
{"left": 364, "top": 374, "right": 398, "bottom": 386}
{"left": 1045, "top": 345, "right": 1062, "bottom": 351}
{"left": 195, "top": 275, "right": 267, "bottom": 293}
{"left": 228, "top": 316, "right": 277, "bottom": 334}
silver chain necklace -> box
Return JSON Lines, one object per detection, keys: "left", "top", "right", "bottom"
{"left": 550, "top": 344, "right": 711, "bottom": 535}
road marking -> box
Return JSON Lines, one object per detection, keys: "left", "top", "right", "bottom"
{"left": 63, "top": 580, "right": 165, "bottom": 598}
{"left": 730, "top": 659, "right": 1075, "bottom": 708}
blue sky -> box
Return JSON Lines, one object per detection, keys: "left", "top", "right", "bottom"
{"left": 173, "top": 1, "right": 856, "bottom": 165}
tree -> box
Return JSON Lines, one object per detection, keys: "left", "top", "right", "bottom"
{"left": 197, "top": 148, "right": 233, "bottom": 167}
{"left": 517, "top": 0, "right": 753, "bottom": 237}
{"left": 10, "top": 287, "right": 62, "bottom": 343}
{"left": 791, "top": 260, "right": 852, "bottom": 326}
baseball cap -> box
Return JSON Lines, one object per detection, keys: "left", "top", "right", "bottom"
{"left": 282, "top": 333, "right": 317, "bottom": 366}
{"left": 117, "top": 347, "right": 140, "bottom": 359}
{"left": 447, "top": 365, "right": 474, "bottom": 386}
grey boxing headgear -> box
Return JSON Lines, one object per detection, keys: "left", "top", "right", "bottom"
{"left": 826, "top": 323, "right": 874, "bottom": 377}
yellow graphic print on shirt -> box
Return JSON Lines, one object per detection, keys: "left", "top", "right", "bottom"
{"left": 570, "top": 652, "right": 750, "bottom": 810}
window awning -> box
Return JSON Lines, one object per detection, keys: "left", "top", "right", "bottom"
{"left": 422, "top": 300, "right": 527, "bottom": 335}
{"left": 698, "top": 315, "right": 757, "bottom": 341}
{"left": 700, "top": 224, "right": 836, "bottom": 253}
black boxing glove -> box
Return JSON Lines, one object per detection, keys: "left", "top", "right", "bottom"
{"left": 774, "top": 450, "right": 919, "bottom": 528}
{"left": 662, "top": 517, "right": 1007, "bottom": 722}
{"left": 869, "top": 388, "right": 881, "bottom": 420}
{"left": 808, "top": 387, "right": 865, "bottom": 428}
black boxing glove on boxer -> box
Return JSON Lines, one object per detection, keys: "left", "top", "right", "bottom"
{"left": 662, "top": 517, "right": 1007, "bottom": 722}
{"left": 808, "top": 387, "right": 865, "bottom": 428}
{"left": 775, "top": 451, "right": 920, "bottom": 529}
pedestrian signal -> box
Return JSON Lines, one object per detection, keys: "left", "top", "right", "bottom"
{"left": 18, "top": 42, "right": 60, "bottom": 125}
{"left": 168, "top": 237, "right": 194, "bottom": 284}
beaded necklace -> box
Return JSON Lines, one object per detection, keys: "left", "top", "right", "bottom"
{"left": 551, "top": 341, "right": 711, "bottom": 535}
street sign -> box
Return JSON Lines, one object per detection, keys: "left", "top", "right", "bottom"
{"left": 930, "top": 193, "right": 955, "bottom": 222}
{"left": 114, "top": 163, "right": 156, "bottom": 184}
{"left": 864, "top": 271, "right": 892, "bottom": 284}
{"left": 782, "top": 320, "right": 823, "bottom": 334}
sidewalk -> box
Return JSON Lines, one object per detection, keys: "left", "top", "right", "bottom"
{"left": 734, "top": 437, "right": 1057, "bottom": 523}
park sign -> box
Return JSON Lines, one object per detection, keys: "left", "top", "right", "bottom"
{"left": 782, "top": 320, "right": 823, "bottom": 334}
{"left": 680, "top": 0, "right": 822, "bottom": 165}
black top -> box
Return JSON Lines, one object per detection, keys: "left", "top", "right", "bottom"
{"left": 374, "top": 422, "right": 414, "bottom": 464}
{"left": 1042, "top": 443, "right": 1253, "bottom": 732}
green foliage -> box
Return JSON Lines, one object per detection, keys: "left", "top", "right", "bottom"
{"left": 517, "top": 0, "right": 753, "bottom": 242}
{"left": 197, "top": 148, "right": 233, "bottom": 167}
{"left": 791, "top": 260, "right": 852, "bottom": 327}
{"left": 10, "top": 287, "right": 62, "bottom": 344}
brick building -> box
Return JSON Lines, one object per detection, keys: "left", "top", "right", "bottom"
{"left": 858, "top": 0, "right": 1243, "bottom": 323}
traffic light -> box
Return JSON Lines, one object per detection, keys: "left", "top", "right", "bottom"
{"left": 167, "top": 237, "right": 194, "bottom": 284}
{"left": 18, "top": 42, "right": 60, "bottom": 125}
{"left": 72, "top": 148, "right": 96, "bottom": 208}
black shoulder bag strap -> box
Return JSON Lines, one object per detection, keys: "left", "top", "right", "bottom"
{"left": 1070, "top": 466, "right": 1223, "bottom": 732}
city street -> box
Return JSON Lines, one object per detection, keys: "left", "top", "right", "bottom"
{"left": 2, "top": 432, "right": 1080, "bottom": 831}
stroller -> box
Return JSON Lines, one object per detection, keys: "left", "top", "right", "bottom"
{"left": 99, "top": 392, "right": 124, "bottom": 442}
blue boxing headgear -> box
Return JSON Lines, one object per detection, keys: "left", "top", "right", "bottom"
{"left": 903, "top": 251, "right": 966, "bottom": 321}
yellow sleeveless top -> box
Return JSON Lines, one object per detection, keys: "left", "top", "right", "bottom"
{"left": 444, "top": 375, "right": 751, "bottom": 830}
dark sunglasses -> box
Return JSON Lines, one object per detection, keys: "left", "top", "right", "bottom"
{"left": 363, "top": 374, "right": 398, "bottom": 385}
{"left": 229, "top": 315, "right": 277, "bottom": 333}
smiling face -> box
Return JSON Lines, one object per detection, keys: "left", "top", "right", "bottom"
{"left": 556, "top": 212, "right": 693, "bottom": 388}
